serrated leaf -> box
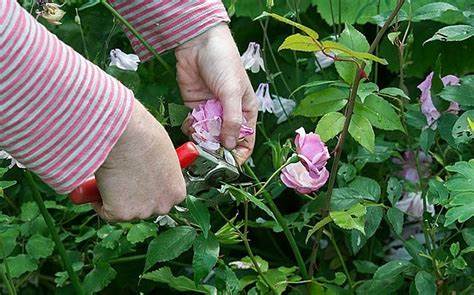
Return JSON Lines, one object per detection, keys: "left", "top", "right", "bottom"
{"left": 83, "top": 262, "right": 117, "bottom": 294}
{"left": 424, "top": 25, "right": 474, "bottom": 44}
{"left": 315, "top": 112, "right": 345, "bottom": 142}
{"left": 0, "top": 228, "right": 19, "bottom": 258}
{"left": 387, "top": 207, "right": 404, "bottom": 235}
{"left": 26, "top": 234, "right": 54, "bottom": 259}
{"left": 444, "top": 160, "right": 474, "bottom": 225}
{"left": 357, "top": 82, "right": 379, "bottom": 103}
{"left": 126, "top": 223, "right": 156, "bottom": 244}
{"left": 145, "top": 226, "right": 197, "bottom": 271}
{"left": 349, "top": 113, "right": 375, "bottom": 153}
{"left": 348, "top": 176, "right": 381, "bottom": 202}
{"left": 187, "top": 195, "right": 211, "bottom": 238}
{"left": 256, "top": 12, "right": 319, "bottom": 40}
{"left": 294, "top": 87, "right": 348, "bottom": 118}
{"left": 452, "top": 111, "right": 474, "bottom": 144}
{"left": 5, "top": 254, "right": 38, "bottom": 278}
{"left": 330, "top": 203, "right": 367, "bottom": 234}
{"left": 192, "top": 234, "right": 219, "bottom": 284}
{"left": 354, "top": 94, "right": 404, "bottom": 131}
{"left": 278, "top": 33, "right": 320, "bottom": 52}
{"left": 415, "top": 271, "right": 436, "bottom": 295}
{"left": 142, "top": 267, "right": 215, "bottom": 294}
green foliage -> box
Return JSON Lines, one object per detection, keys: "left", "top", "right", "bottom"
{"left": 444, "top": 160, "right": 474, "bottom": 225}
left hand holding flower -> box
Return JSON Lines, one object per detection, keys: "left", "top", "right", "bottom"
{"left": 176, "top": 23, "right": 257, "bottom": 165}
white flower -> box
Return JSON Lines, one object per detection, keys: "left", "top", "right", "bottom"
{"left": 271, "top": 95, "right": 296, "bottom": 124}
{"left": 229, "top": 261, "right": 253, "bottom": 270}
{"left": 109, "top": 49, "right": 140, "bottom": 71}
{"left": 396, "top": 192, "right": 435, "bottom": 219}
{"left": 314, "top": 51, "right": 335, "bottom": 72}
{"left": 154, "top": 215, "right": 177, "bottom": 227}
{"left": 0, "top": 151, "right": 25, "bottom": 169}
{"left": 255, "top": 83, "right": 273, "bottom": 113}
{"left": 241, "top": 42, "right": 265, "bottom": 73}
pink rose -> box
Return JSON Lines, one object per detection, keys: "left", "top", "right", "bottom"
{"left": 190, "top": 99, "right": 253, "bottom": 151}
{"left": 294, "top": 127, "right": 330, "bottom": 176}
{"left": 280, "top": 162, "right": 329, "bottom": 194}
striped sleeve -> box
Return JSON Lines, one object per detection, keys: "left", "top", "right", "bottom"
{"left": 108, "top": 0, "right": 230, "bottom": 61}
{"left": 0, "top": 0, "right": 134, "bottom": 193}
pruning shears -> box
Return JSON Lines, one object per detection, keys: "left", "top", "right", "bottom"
{"left": 70, "top": 142, "right": 240, "bottom": 204}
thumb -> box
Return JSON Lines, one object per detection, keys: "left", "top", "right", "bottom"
{"left": 218, "top": 85, "right": 243, "bottom": 150}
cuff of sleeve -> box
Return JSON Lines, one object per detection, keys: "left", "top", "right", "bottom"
{"left": 111, "top": 0, "right": 230, "bottom": 62}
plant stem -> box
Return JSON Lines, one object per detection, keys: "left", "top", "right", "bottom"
{"left": 254, "top": 155, "right": 297, "bottom": 197}
{"left": 307, "top": 0, "right": 406, "bottom": 275}
{"left": 100, "top": 0, "right": 171, "bottom": 73}
{"left": 0, "top": 265, "right": 16, "bottom": 295}
{"left": 325, "top": 227, "right": 354, "bottom": 289}
{"left": 215, "top": 206, "right": 276, "bottom": 293}
{"left": 243, "top": 164, "right": 309, "bottom": 280}
{"left": 25, "top": 172, "right": 84, "bottom": 295}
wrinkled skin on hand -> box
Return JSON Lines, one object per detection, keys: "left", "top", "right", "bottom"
{"left": 176, "top": 23, "right": 258, "bottom": 165}
{"left": 93, "top": 101, "right": 186, "bottom": 221}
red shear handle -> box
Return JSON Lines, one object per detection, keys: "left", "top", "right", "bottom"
{"left": 69, "top": 141, "right": 200, "bottom": 205}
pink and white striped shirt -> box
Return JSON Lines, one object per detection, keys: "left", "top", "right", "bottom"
{"left": 0, "top": 0, "right": 229, "bottom": 193}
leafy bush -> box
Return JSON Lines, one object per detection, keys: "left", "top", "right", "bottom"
{"left": 1, "top": 0, "right": 473, "bottom": 294}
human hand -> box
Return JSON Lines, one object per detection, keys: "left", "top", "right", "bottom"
{"left": 93, "top": 101, "right": 186, "bottom": 221}
{"left": 175, "top": 23, "right": 257, "bottom": 165}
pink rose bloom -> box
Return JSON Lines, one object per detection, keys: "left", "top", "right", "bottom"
{"left": 280, "top": 162, "right": 329, "bottom": 194}
{"left": 190, "top": 99, "right": 253, "bottom": 151}
{"left": 255, "top": 83, "right": 273, "bottom": 113}
{"left": 294, "top": 127, "right": 330, "bottom": 177}
{"left": 392, "top": 151, "right": 432, "bottom": 183}
{"left": 418, "top": 72, "right": 461, "bottom": 127}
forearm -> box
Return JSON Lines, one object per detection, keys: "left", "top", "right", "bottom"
{"left": 108, "top": 0, "right": 230, "bottom": 61}
{"left": 0, "top": 0, "right": 134, "bottom": 193}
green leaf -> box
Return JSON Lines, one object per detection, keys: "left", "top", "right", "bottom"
{"left": 420, "top": 127, "right": 436, "bottom": 152}
{"left": 306, "top": 216, "right": 332, "bottom": 243}
{"left": 444, "top": 160, "right": 474, "bottom": 225}
{"left": 387, "top": 207, "right": 404, "bottom": 235}
{"left": 224, "top": 185, "right": 275, "bottom": 221}
{"left": 5, "top": 254, "right": 38, "bottom": 278}
{"left": 334, "top": 23, "right": 372, "bottom": 83}
{"left": 330, "top": 203, "right": 367, "bottom": 234}
{"left": 379, "top": 87, "right": 411, "bottom": 100}
{"left": 349, "top": 206, "right": 383, "bottom": 254}
{"left": 215, "top": 264, "right": 240, "bottom": 294}
{"left": 0, "top": 180, "right": 16, "bottom": 190}
{"left": 145, "top": 226, "right": 197, "bottom": 271}
{"left": 354, "top": 94, "right": 404, "bottom": 131}
{"left": 315, "top": 112, "right": 345, "bottom": 142}
{"left": 452, "top": 256, "right": 468, "bottom": 270}
{"left": 462, "top": 228, "right": 474, "bottom": 246}
{"left": 331, "top": 187, "right": 366, "bottom": 210}
{"left": 452, "top": 110, "right": 474, "bottom": 144}
{"left": 424, "top": 25, "right": 474, "bottom": 44}
{"left": 357, "top": 82, "right": 379, "bottom": 103}
{"left": 26, "top": 234, "right": 54, "bottom": 259}
{"left": 440, "top": 75, "right": 474, "bottom": 106}
{"left": 20, "top": 202, "right": 39, "bottom": 222}
{"left": 387, "top": 177, "right": 403, "bottom": 205}
{"left": 373, "top": 260, "right": 413, "bottom": 280}
{"left": 168, "top": 103, "right": 191, "bottom": 127}
{"left": 322, "top": 40, "right": 387, "bottom": 64}
{"left": 142, "top": 267, "right": 215, "bottom": 294}
{"left": 438, "top": 113, "right": 458, "bottom": 147}
{"left": 0, "top": 228, "right": 19, "bottom": 258}
{"left": 78, "top": 0, "right": 101, "bottom": 11}
{"left": 187, "top": 195, "right": 211, "bottom": 238}
{"left": 256, "top": 269, "right": 288, "bottom": 294}
{"left": 450, "top": 242, "right": 460, "bottom": 257}
{"left": 412, "top": 2, "right": 460, "bottom": 22}
{"left": 126, "top": 222, "right": 157, "bottom": 244}
{"left": 349, "top": 113, "right": 375, "bottom": 153}
{"left": 278, "top": 33, "right": 320, "bottom": 52}
{"left": 427, "top": 179, "right": 449, "bottom": 205}
{"left": 83, "top": 262, "right": 117, "bottom": 294}
{"left": 387, "top": 31, "right": 401, "bottom": 45}
{"left": 294, "top": 87, "right": 348, "bottom": 118}
{"left": 353, "top": 260, "right": 378, "bottom": 274}
{"left": 415, "top": 271, "right": 436, "bottom": 295}
{"left": 192, "top": 234, "right": 219, "bottom": 284}
{"left": 348, "top": 176, "right": 381, "bottom": 202}
{"left": 105, "top": 66, "right": 140, "bottom": 93}
{"left": 256, "top": 12, "right": 319, "bottom": 40}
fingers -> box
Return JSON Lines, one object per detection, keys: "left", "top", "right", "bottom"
{"left": 234, "top": 86, "right": 258, "bottom": 165}
{"left": 218, "top": 83, "right": 243, "bottom": 150}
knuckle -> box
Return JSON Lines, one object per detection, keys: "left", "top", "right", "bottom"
{"left": 225, "top": 117, "right": 243, "bottom": 129}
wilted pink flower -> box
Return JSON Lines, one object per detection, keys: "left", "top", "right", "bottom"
{"left": 418, "top": 72, "right": 462, "bottom": 127}
{"left": 396, "top": 192, "right": 435, "bottom": 219}
{"left": 241, "top": 42, "right": 265, "bottom": 73}
{"left": 190, "top": 99, "right": 253, "bottom": 151}
{"left": 255, "top": 83, "right": 273, "bottom": 113}
{"left": 280, "top": 162, "right": 329, "bottom": 194}
{"left": 294, "top": 127, "right": 330, "bottom": 177}
{"left": 392, "top": 151, "right": 432, "bottom": 183}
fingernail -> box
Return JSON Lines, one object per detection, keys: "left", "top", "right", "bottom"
{"left": 224, "top": 137, "right": 236, "bottom": 149}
